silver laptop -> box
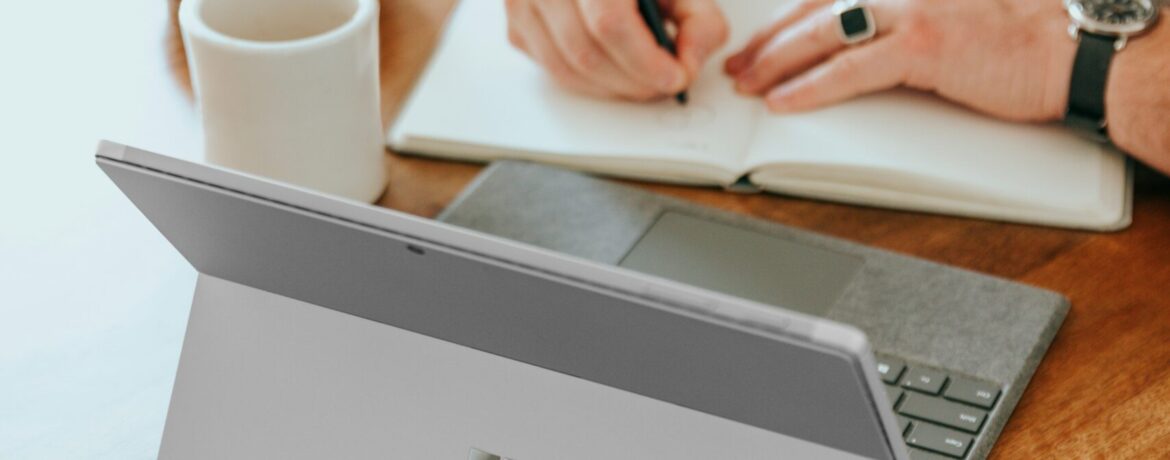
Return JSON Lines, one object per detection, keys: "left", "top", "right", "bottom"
{"left": 96, "top": 141, "right": 1065, "bottom": 460}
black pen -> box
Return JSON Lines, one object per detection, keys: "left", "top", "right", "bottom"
{"left": 636, "top": 0, "right": 688, "bottom": 105}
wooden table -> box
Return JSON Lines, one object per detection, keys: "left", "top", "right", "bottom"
{"left": 167, "top": 1, "right": 1170, "bottom": 457}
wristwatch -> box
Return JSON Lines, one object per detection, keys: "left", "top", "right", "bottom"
{"left": 1063, "top": 0, "right": 1160, "bottom": 141}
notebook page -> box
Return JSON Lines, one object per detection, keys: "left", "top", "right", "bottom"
{"left": 390, "top": 0, "right": 760, "bottom": 180}
{"left": 743, "top": 90, "right": 1118, "bottom": 212}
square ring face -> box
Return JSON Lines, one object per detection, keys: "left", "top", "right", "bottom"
{"left": 837, "top": 6, "right": 876, "bottom": 44}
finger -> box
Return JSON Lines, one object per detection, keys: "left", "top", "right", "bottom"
{"left": 734, "top": 6, "right": 847, "bottom": 95}
{"left": 764, "top": 37, "right": 905, "bottom": 112}
{"left": 737, "top": 2, "right": 898, "bottom": 95}
{"left": 504, "top": 0, "right": 530, "bottom": 52}
{"left": 578, "top": 0, "right": 689, "bottom": 93}
{"left": 724, "top": 0, "right": 830, "bottom": 76}
{"left": 512, "top": 1, "right": 610, "bottom": 97}
{"left": 667, "top": 0, "right": 730, "bottom": 78}
{"left": 533, "top": 0, "right": 660, "bottom": 100}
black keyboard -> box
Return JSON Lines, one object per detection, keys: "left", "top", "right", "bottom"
{"left": 875, "top": 355, "right": 1003, "bottom": 460}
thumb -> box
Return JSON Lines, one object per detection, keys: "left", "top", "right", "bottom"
{"left": 668, "top": 0, "right": 730, "bottom": 78}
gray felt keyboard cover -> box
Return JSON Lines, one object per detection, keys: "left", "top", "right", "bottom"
{"left": 437, "top": 161, "right": 1069, "bottom": 459}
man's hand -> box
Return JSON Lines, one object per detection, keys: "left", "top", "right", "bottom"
{"left": 1106, "top": 15, "right": 1170, "bottom": 174}
{"left": 724, "top": 0, "right": 1077, "bottom": 122}
{"left": 505, "top": 0, "right": 729, "bottom": 101}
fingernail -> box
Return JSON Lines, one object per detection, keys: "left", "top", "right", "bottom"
{"left": 766, "top": 87, "right": 795, "bottom": 112}
{"left": 735, "top": 74, "right": 755, "bottom": 94}
{"left": 684, "top": 50, "right": 704, "bottom": 76}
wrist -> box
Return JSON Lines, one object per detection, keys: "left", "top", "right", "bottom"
{"left": 1015, "top": 0, "right": 1078, "bottom": 122}
{"left": 1105, "top": 7, "right": 1169, "bottom": 156}
{"left": 1043, "top": 13, "right": 1078, "bottom": 122}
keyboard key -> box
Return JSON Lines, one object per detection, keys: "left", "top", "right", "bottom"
{"left": 906, "top": 422, "right": 973, "bottom": 458}
{"left": 902, "top": 368, "right": 948, "bottom": 395}
{"left": 876, "top": 357, "right": 906, "bottom": 384}
{"left": 944, "top": 377, "right": 1001, "bottom": 409}
{"left": 885, "top": 385, "right": 905, "bottom": 407}
{"left": 909, "top": 448, "right": 954, "bottom": 460}
{"left": 898, "top": 392, "right": 987, "bottom": 433}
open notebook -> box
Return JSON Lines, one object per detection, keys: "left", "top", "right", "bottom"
{"left": 389, "top": 0, "right": 1131, "bottom": 231}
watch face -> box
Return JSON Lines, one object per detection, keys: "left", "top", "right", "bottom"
{"left": 1068, "top": 0, "right": 1159, "bottom": 35}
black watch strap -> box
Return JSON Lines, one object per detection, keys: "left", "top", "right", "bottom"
{"left": 1064, "top": 32, "right": 1116, "bottom": 142}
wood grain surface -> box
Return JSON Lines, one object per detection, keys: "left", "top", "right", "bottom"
{"left": 167, "top": 1, "right": 1170, "bottom": 457}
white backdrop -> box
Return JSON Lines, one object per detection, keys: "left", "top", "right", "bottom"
{"left": 0, "top": 0, "right": 202, "bottom": 457}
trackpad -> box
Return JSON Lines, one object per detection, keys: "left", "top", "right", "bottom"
{"left": 619, "top": 212, "right": 862, "bottom": 317}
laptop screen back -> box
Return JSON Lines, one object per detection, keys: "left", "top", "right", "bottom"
{"left": 97, "top": 146, "right": 896, "bottom": 460}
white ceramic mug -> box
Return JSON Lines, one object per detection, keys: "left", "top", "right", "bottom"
{"left": 179, "top": 0, "right": 386, "bottom": 202}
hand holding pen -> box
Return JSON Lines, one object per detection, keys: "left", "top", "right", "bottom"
{"left": 504, "top": 0, "right": 729, "bottom": 103}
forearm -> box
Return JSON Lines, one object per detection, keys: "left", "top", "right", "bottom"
{"left": 1106, "top": 9, "right": 1170, "bottom": 175}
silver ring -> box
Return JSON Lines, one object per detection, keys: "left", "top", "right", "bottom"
{"left": 833, "top": 0, "right": 877, "bottom": 45}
